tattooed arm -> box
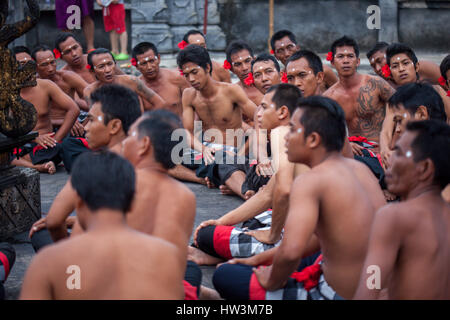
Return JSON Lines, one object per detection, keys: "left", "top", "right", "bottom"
{"left": 130, "top": 76, "right": 167, "bottom": 111}
{"left": 377, "top": 77, "right": 396, "bottom": 167}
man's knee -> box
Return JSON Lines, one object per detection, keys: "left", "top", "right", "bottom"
{"left": 196, "top": 225, "right": 219, "bottom": 257}
{"left": 213, "top": 263, "right": 253, "bottom": 300}
{"left": 0, "top": 242, "right": 16, "bottom": 282}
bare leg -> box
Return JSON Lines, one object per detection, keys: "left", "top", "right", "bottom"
{"left": 168, "top": 165, "right": 206, "bottom": 185}
{"left": 223, "top": 170, "right": 246, "bottom": 199}
{"left": 82, "top": 16, "right": 95, "bottom": 52}
{"left": 119, "top": 31, "right": 128, "bottom": 55}
{"left": 187, "top": 246, "right": 224, "bottom": 266}
{"left": 109, "top": 31, "right": 119, "bottom": 55}
{"left": 199, "top": 286, "right": 222, "bottom": 300}
{"left": 12, "top": 157, "right": 56, "bottom": 174}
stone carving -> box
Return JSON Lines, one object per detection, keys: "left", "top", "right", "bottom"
{"left": 0, "top": 0, "right": 40, "bottom": 138}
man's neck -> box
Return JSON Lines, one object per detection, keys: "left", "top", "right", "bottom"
{"left": 87, "top": 208, "right": 127, "bottom": 232}
{"left": 142, "top": 72, "right": 162, "bottom": 85}
{"left": 135, "top": 158, "right": 167, "bottom": 174}
{"left": 339, "top": 72, "right": 363, "bottom": 89}
{"left": 405, "top": 184, "right": 442, "bottom": 201}
{"left": 308, "top": 150, "right": 341, "bottom": 168}
{"left": 199, "top": 77, "right": 217, "bottom": 98}
{"left": 107, "top": 132, "right": 127, "bottom": 152}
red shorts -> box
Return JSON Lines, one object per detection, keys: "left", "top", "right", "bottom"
{"left": 103, "top": 3, "right": 126, "bottom": 34}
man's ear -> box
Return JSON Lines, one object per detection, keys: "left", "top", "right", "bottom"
{"left": 138, "top": 135, "right": 151, "bottom": 157}
{"left": 277, "top": 105, "right": 290, "bottom": 120}
{"left": 356, "top": 57, "right": 361, "bottom": 67}
{"left": 157, "top": 54, "right": 161, "bottom": 65}
{"left": 316, "top": 71, "right": 325, "bottom": 85}
{"left": 108, "top": 118, "right": 123, "bottom": 135}
{"left": 415, "top": 61, "right": 420, "bottom": 74}
{"left": 414, "top": 105, "right": 429, "bottom": 120}
{"left": 307, "top": 132, "right": 321, "bottom": 149}
{"left": 417, "top": 158, "right": 435, "bottom": 185}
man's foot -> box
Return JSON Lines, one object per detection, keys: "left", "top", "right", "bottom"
{"left": 244, "top": 190, "right": 255, "bottom": 200}
{"left": 205, "top": 177, "right": 216, "bottom": 189}
{"left": 383, "top": 189, "right": 397, "bottom": 202}
{"left": 219, "top": 185, "right": 235, "bottom": 195}
{"left": 199, "top": 285, "right": 222, "bottom": 300}
{"left": 35, "top": 161, "right": 56, "bottom": 174}
{"left": 187, "top": 246, "right": 224, "bottom": 266}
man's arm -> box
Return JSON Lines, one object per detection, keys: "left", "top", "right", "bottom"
{"left": 255, "top": 173, "right": 319, "bottom": 290}
{"left": 418, "top": 60, "right": 442, "bottom": 85}
{"left": 64, "top": 72, "right": 89, "bottom": 111}
{"left": 130, "top": 76, "right": 167, "bottom": 110}
{"left": 216, "top": 63, "right": 231, "bottom": 83}
{"left": 46, "top": 180, "right": 76, "bottom": 242}
{"left": 433, "top": 85, "right": 450, "bottom": 123}
{"left": 377, "top": 77, "right": 396, "bottom": 166}
{"left": 46, "top": 80, "right": 80, "bottom": 141}
{"left": 323, "top": 65, "right": 338, "bottom": 89}
{"left": 353, "top": 205, "right": 401, "bottom": 299}
{"left": 230, "top": 84, "right": 257, "bottom": 121}
{"left": 20, "top": 249, "right": 53, "bottom": 299}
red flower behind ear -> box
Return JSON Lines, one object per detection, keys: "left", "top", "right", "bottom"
{"left": 438, "top": 76, "right": 446, "bottom": 87}
{"left": 326, "top": 51, "right": 333, "bottom": 61}
{"left": 179, "top": 69, "right": 184, "bottom": 76}
{"left": 130, "top": 58, "right": 137, "bottom": 67}
{"left": 381, "top": 64, "right": 391, "bottom": 78}
{"left": 53, "top": 49, "right": 61, "bottom": 59}
{"left": 85, "top": 64, "right": 91, "bottom": 70}
{"left": 223, "top": 60, "right": 231, "bottom": 70}
{"left": 447, "top": 90, "right": 450, "bottom": 97}
{"left": 270, "top": 49, "right": 274, "bottom": 55}
{"left": 178, "top": 40, "right": 188, "bottom": 50}
{"left": 281, "top": 72, "right": 288, "bottom": 83}
{"left": 244, "top": 73, "right": 254, "bottom": 86}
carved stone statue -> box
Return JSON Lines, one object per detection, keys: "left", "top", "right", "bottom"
{"left": 0, "top": 0, "right": 40, "bottom": 137}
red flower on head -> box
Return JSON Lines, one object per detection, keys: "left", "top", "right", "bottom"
{"left": 270, "top": 49, "right": 275, "bottom": 55}
{"left": 244, "top": 73, "right": 254, "bottom": 86}
{"left": 85, "top": 64, "right": 92, "bottom": 70}
{"left": 447, "top": 90, "right": 450, "bottom": 97}
{"left": 381, "top": 64, "right": 391, "bottom": 78}
{"left": 326, "top": 51, "right": 333, "bottom": 62}
{"left": 223, "top": 60, "right": 231, "bottom": 70}
{"left": 130, "top": 58, "right": 137, "bottom": 67}
{"left": 179, "top": 69, "right": 184, "bottom": 76}
{"left": 53, "top": 49, "right": 61, "bottom": 59}
{"left": 438, "top": 76, "right": 446, "bottom": 87}
{"left": 281, "top": 72, "right": 288, "bottom": 83}
{"left": 178, "top": 40, "right": 188, "bottom": 50}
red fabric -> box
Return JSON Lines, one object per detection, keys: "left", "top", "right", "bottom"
{"left": 0, "top": 251, "right": 10, "bottom": 280}
{"left": 103, "top": 4, "right": 126, "bottom": 34}
{"left": 32, "top": 144, "right": 44, "bottom": 156}
{"left": 348, "top": 136, "right": 369, "bottom": 143}
{"left": 75, "top": 137, "right": 90, "bottom": 149}
{"left": 249, "top": 272, "right": 266, "bottom": 300}
{"left": 183, "top": 280, "right": 198, "bottom": 300}
{"left": 289, "top": 254, "right": 323, "bottom": 291}
{"left": 213, "top": 226, "right": 234, "bottom": 260}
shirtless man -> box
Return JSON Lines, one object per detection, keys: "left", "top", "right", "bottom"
{"left": 132, "top": 42, "right": 189, "bottom": 116}
{"left": 83, "top": 48, "right": 167, "bottom": 111}
{"left": 251, "top": 53, "right": 282, "bottom": 95}
{"left": 174, "top": 44, "right": 257, "bottom": 198}
{"left": 181, "top": 29, "right": 231, "bottom": 83}
{"left": 12, "top": 49, "right": 80, "bottom": 173}
{"left": 213, "top": 96, "right": 386, "bottom": 300}
{"left": 323, "top": 36, "right": 395, "bottom": 157}
{"left": 189, "top": 84, "right": 310, "bottom": 266}
{"left": 270, "top": 29, "right": 337, "bottom": 89}
{"left": 354, "top": 120, "right": 450, "bottom": 299}
{"left": 20, "top": 151, "right": 184, "bottom": 300}
{"left": 367, "top": 41, "right": 443, "bottom": 88}
{"left": 440, "top": 54, "right": 450, "bottom": 92}
{"left": 55, "top": 32, "right": 124, "bottom": 84}
{"left": 225, "top": 40, "right": 263, "bottom": 105}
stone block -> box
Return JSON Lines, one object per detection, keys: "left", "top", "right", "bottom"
{"left": 171, "top": 25, "right": 197, "bottom": 51}
{"left": 169, "top": 0, "right": 198, "bottom": 25}
{"left": 131, "top": 0, "right": 170, "bottom": 23}
{"left": 196, "top": 0, "right": 220, "bottom": 25}
{"left": 132, "top": 23, "right": 173, "bottom": 53}
{"left": 198, "top": 25, "right": 226, "bottom": 51}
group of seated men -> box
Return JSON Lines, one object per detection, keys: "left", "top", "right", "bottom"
{"left": 1, "top": 28, "right": 449, "bottom": 300}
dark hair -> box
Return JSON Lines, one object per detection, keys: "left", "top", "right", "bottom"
{"left": 12, "top": 46, "right": 31, "bottom": 56}
{"left": 388, "top": 83, "right": 446, "bottom": 122}
{"left": 225, "top": 40, "right": 254, "bottom": 64}
{"left": 132, "top": 42, "right": 159, "bottom": 61}
{"left": 267, "top": 83, "right": 303, "bottom": 115}
{"left": 366, "top": 42, "right": 389, "bottom": 60}
{"left": 286, "top": 50, "right": 323, "bottom": 75}
{"left": 386, "top": 43, "right": 418, "bottom": 67}
{"left": 330, "top": 36, "right": 360, "bottom": 60}
{"left": 54, "top": 32, "right": 80, "bottom": 52}
{"left": 90, "top": 84, "right": 142, "bottom": 133}
{"left": 251, "top": 53, "right": 280, "bottom": 73}
{"left": 137, "top": 110, "right": 183, "bottom": 169}
{"left": 183, "top": 29, "right": 205, "bottom": 43}
{"left": 406, "top": 120, "right": 450, "bottom": 189}
{"left": 296, "top": 96, "right": 347, "bottom": 152}
{"left": 87, "top": 48, "right": 116, "bottom": 69}
{"left": 31, "top": 45, "right": 53, "bottom": 61}
{"left": 270, "top": 30, "right": 297, "bottom": 51}
{"left": 71, "top": 151, "right": 136, "bottom": 213}
{"left": 439, "top": 54, "right": 450, "bottom": 81}
{"left": 176, "top": 44, "right": 212, "bottom": 75}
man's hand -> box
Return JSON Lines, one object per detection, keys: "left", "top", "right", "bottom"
{"left": 255, "top": 161, "right": 274, "bottom": 177}
{"left": 380, "top": 148, "right": 393, "bottom": 169}
{"left": 29, "top": 217, "right": 47, "bottom": 238}
{"left": 193, "top": 219, "right": 222, "bottom": 246}
{"left": 70, "top": 121, "right": 85, "bottom": 137}
{"left": 245, "top": 229, "right": 280, "bottom": 245}
{"left": 35, "top": 133, "right": 57, "bottom": 149}
{"left": 253, "top": 265, "right": 273, "bottom": 290}
{"left": 227, "top": 255, "right": 264, "bottom": 267}
{"left": 65, "top": 216, "right": 77, "bottom": 229}
{"left": 350, "top": 142, "right": 364, "bottom": 156}
{"left": 202, "top": 145, "right": 216, "bottom": 165}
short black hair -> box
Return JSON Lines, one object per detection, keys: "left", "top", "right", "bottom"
{"left": 225, "top": 40, "right": 254, "bottom": 64}
{"left": 54, "top": 32, "right": 80, "bottom": 52}
{"left": 183, "top": 29, "right": 205, "bottom": 43}
{"left": 386, "top": 43, "right": 418, "bottom": 67}
{"left": 251, "top": 53, "right": 280, "bottom": 73}
{"left": 177, "top": 44, "right": 212, "bottom": 75}
{"left": 388, "top": 83, "right": 446, "bottom": 122}
{"left": 31, "top": 44, "right": 53, "bottom": 61}
{"left": 267, "top": 83, "right": 303, "bottom": 115}
{"left": 71, "top": 151, "right": 136, "bottom": 214}
{"left": 406, "top": 120, "right": 450, "bottom": 189}
{"left": 270, "top": 30, "right": 297, "bottom": 51}
{"left": 132, "top": 42, "right": 159, "bottom": 61}
{"left": 296, "top": 96, "right": 347, "bottom": 152}
{"left": 90, "top": 84, "right": 142, "bottom": 133}
{"left": 286, "top": 50, "right": 323, "bottom": 75}
{"left": 366, "top": 42, "right": 389, "bottom": 60}
{"left": 12, "top": 46, "right": 31, "bottom": 56}
{"left": 330, "top": 36, "right": 360, "bottom": 61}
{"left": 137, "top": 110, "right": 183, "bottom": 169}
{"left": 439, "top": 54, "right": 450, "bottom": 81}
{"left": 87, "top": 48, "right": 116, "bottom": 69}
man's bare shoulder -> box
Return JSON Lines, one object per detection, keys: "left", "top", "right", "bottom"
{"left": 59, "top": 69, "right": 81, "bottom": 81}
{"left": 323, "top": 81, "right": 341, "bottom": 97}
{"left": 182, "top": 86, "right": 197, "bottom": 100}
{"left": 84, "top": 81, "right": 98, "bottom": 95}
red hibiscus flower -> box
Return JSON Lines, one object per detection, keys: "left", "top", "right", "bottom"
{"left": 53, "top": 49, "right": 61, "bottom": 59}
{"left": 223, "top": 60, "right": 231, "bottom": 70}
{"left": 438, "top": 76, "right": 446, "bottom": 87}
{"left": 270, "top": 49, "right": 274, "bottom": 55}
{"left": 281, "top": 72, "right": 288, "bottom": 83}
{"left": 447, "top": 90, "right": 450, "bottom": 97}
{"left": 178, "top": 40, "right": 188, "bottom": 50}
{"left": 179, "top": 69, "right": 184, "bottom": 76}
{"left": 130, "top": 58, "right": 137, "bottom": 67}
{"left": 326, "top": 51, "right": 333, "bottom": 61}
{"left": 381, "top": 64, "right": 391, "bottom": 78}
{"left": 244, "top": 73, "right": 254, "bottom": 86}
{"left": 85, "top": 64, "right": 91, "bottom": 70}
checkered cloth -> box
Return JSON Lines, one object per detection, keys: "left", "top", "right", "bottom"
{"left": 229, "top": 225, "right": 282, "bottom": 259}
